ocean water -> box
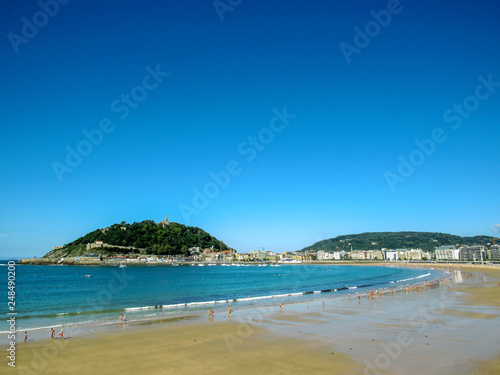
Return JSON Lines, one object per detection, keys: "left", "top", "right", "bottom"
{"left": 0, "top": 261, "right": 443, "bottom": 334}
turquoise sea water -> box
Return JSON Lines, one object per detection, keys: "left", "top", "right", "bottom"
{"left": 0, "top": 261, "right": 443, "bottom": 333}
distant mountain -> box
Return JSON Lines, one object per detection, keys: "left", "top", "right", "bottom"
{"left": 43, "top": 219, "right": 232, "bottom": 258}
{"left": 300, "top": 231, "right": 495, "bottom": 253}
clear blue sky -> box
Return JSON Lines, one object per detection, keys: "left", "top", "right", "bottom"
{"left": 1, "top": 0, "right": 499, "bottom": 259}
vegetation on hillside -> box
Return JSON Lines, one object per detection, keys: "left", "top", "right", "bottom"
{"left": 300, "top": 231, "right": 494, "bottom": 253}
{"left": 43, "top": 220, "right": 231, "bottom": 258}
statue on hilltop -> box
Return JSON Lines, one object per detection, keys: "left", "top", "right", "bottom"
{"left": 159, "top": 215, "right": 170, "bottom": 227}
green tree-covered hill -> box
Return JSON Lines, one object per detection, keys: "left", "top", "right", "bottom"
{"left": 43, "top": 220, "right": 232, "bottom": 258}
{"left": 300, "top": 231, "right": 494, "bottom": 253}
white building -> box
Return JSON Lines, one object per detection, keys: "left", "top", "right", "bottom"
{"left": 385, "top": 250, "right": 398, "bottom": 261}
{"left": 317, "top": 251, "right": 336, "bottom": 260}
{"left": 435, "top": 246, "right": 459, "bottom": 260}
{"left": 404, "top": 249, "right": 424, "bottom": 260}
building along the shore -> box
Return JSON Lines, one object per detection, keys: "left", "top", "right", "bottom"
{"left": 435, "top": 246, "right": 460, "bottom": 260}
{"left": 459, "top": 246, "right": 486, "bottom": 262}
{"left": 488, "top": 245, "right": 500, "bottom": 260}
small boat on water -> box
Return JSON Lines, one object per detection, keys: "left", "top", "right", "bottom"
{"left": 119, "top": 263, "right": 126, "bottom": 268}
{"left": 84, "top": 275, "right": 92, "bottom": 278}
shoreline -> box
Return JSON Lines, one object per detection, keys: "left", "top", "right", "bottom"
{"left": 8, "top": 264, "right": 500, "bottom": 374}
{"left": 2, "top": 264, "right": 445, "bottom": 338}
{"left": 15, "top": 257, "right": 500, "bottom": 267}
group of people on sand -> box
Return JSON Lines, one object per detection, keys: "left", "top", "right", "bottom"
{"left": 51, "top": 328, "right": 64, "bottom": 340}
{"left": 22, "top": 328, "right": 64, "bottom": 343}
{"left": 205, "top": 278, "right": 456, "bottom": 321}
{"left": 207, "top": 305, "right": 234, "bottom": 321}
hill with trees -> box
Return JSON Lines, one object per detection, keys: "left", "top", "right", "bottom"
{"left": 300, "top": 231, "right": 494, "bottom": 253}
{"left": 43, "top": 219, "right": 232, "bottom": 258}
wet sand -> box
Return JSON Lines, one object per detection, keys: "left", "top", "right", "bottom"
{"left": 12, "top": 319, "right": 359, "bottom": 374}
{"left": 10, "top": 263, "right": 500, "bottom": 374}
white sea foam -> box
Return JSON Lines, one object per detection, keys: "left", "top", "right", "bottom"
{"left": 162, "top": 303, "right": 186, "bottom": 309}
{"left": 238, "top": 296, "right": 270, "bottom": 302}
{"left": 189, "top": 301, "right": 216, "bottom": 306}
{"left": 0, "top": 324, "right": 63, "bottom": 334}
{"left": 415, "top": 272, "right": 431, "bottom": 279}
{"left": 125, "top": 306, "right": 155, "bottom": 311}
{"left": 396, "top": 277, "right": 414, "bottom": 283}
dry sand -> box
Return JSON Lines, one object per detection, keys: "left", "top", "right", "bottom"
{"left": 10, "top": 263, "right": 500, "bottom": 375}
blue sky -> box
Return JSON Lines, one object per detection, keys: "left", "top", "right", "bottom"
{"left": 1, "top": 0, "right": 499, "bottom": 259}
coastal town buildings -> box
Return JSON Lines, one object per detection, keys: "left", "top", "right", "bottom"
{"left": 459, "top": 246, "right": 486, "bottom": 262}
{"left": 488, "top": 245, "right": 500, "bottom": 260}
{"left": 385, "top": 250, "right": 399, "bottom": 261}
{"left": 51, "top": 236, "right": 499, "bottom": 265}
{"left": 435, "top": 246, "right": 460, "bottom": 260}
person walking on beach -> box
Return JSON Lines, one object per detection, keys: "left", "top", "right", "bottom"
{"left": 24, "top": 332, "right": 27, "bottom": 342}
{"left": 59, "top": 329, "right": 64, "bottom": 340}
{"left": 322, "top": 300, "right": 325, "bottom": 309}
{"left": 51, "top": 328, "right": 55, "bottom": 340}
{"left": 228, "top": 305, "right": 233, "bottom": 318}
{"left": 279, "top": 302, "right": 283, "bottom": 313}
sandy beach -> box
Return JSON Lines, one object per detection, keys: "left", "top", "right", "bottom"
{"left": 9, "top": 263, "right": 500, "bottom": 375}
